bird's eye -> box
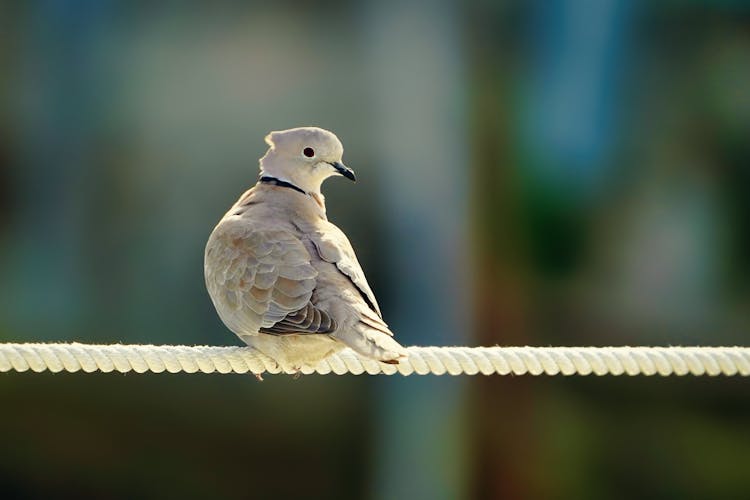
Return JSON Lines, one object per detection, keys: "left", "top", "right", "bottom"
{"left": 303, "top": 147, "right": 315, "bottom": 158}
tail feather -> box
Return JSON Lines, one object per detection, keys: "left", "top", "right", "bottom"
{"left": 334, "top": 324, "right": 408, "bottom": 363}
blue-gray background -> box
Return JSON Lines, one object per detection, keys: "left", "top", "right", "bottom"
{"left": 1, "top": 1, "right": 749, "bottom": 499}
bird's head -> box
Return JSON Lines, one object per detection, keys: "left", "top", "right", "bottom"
{"left": 259, "top": 127, "right": 355, "bottom": 195}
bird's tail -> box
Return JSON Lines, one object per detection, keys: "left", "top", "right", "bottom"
{"left": 334, "top": 324, "right": 408, "bottom": 364}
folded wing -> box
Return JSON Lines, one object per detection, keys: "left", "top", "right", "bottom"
{"left": 205, "top": 224, "right": 334, "bottom": 336}
{"left": 309, "top": 223, "right": 394, "bottom": 335}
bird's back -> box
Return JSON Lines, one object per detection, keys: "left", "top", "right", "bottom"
{"left": 205, "top": 183, "right": 407, "bottom": 369}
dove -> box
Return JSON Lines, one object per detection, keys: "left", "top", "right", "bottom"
{"left": 204, "top": 126, "right": 408, "bottom": 374}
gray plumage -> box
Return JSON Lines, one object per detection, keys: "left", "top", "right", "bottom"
{"left": 204, "top": 127, "right": 407, "bottom": 372}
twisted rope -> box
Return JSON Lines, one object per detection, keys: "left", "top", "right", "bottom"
{"left": 0, "top": 343, "right": 748, "bottom": 376}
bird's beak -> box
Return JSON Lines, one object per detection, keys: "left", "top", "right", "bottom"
{"left": 329, "top": 161, "right": 356, "bottom": 182}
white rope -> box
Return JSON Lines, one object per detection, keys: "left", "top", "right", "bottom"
{"left": 0, "top": 343, "right": 748, "bottom": 376}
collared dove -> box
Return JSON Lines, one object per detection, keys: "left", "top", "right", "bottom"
{"left": 204, "top": 126, "right": 408, "bottom": 373}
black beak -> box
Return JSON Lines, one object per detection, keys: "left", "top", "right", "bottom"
{"left": 328, "top": 161, "right": 356, "bottom": 182}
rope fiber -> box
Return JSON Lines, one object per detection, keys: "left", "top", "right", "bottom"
{"left": 1, "top": 343, "right": 748, "bottom": 376}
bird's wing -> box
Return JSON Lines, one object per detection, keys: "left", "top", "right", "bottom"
{"left": 260, "top": 302, "right": 336, "bottom": 335}
{"left": 205, "top": 223, "right": 335, "bottom": 336}
{"left": 308, "top": 223, "right": 384, "bottom": 319}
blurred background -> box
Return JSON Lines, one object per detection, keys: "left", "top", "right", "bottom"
{"left": 1, "top": 0, "right": 749, "bottom": 498}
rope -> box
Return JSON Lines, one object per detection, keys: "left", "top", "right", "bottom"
{"left": 0, "top": 343, "right": 748, "bottom": 376}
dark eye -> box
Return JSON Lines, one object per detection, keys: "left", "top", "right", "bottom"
{"left": 303, "top": 147, "right": 315, "bottom": 158}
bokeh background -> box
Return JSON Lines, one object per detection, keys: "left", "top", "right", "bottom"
{"left": 1, "top": 0, "right": 749, "bottom": 498}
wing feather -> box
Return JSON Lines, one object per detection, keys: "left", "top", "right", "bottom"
{"left": 308, "top": 224, "right": 383, "bottom": 319}
{"left": 206, "top": 222, "right": 338, "bottom": 337}
{"left": 260, "top": 302, "right": 337, "bottom": 335}
{"left": 206, "top": 224, "right": 317, "bottom": 334}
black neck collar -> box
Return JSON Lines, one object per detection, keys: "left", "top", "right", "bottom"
{"left": 259, "top": 176, "right": 307, "bottom": 195}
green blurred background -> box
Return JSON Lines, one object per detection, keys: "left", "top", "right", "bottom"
{"left": 1, "top": 1, "right": 749, "bottom": 499}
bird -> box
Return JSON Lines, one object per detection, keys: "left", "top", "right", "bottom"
{"left": 204, "top": 126, "right": 408, "bottom": 375}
